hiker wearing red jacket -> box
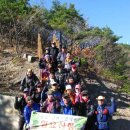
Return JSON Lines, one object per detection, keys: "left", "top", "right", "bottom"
{"left": 74, "top": 84, "right": 82, "bottom": 103}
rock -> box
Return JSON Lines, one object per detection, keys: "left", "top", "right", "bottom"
{"left": 28, "top": 55, "right": 33, "bottom": 63}
{"left": 0, "top": 95, "right": 18, "bottom": 130}
{"left": 23, "top": 53, "right": 28, "bottom": 59}
{"left": 116, "top": 108, "right": 130, "bottom": 117}
{"left": 5, "top": 108, "right": 14, "bottom": 114}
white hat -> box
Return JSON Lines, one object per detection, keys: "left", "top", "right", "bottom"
{"left": 51, "top": 80, "right": 57, "bottom": 85}
{"left": 96, "top": 96, "right": 105, "bottom": 100}
{"left": 66, "top": 53, "right": 71, "bottom": 57}
{"left": 66, "top": 85, "right": 72, "bottom": 90}
{"left": 45, "top": 54, "right": 50, "bottom": 59}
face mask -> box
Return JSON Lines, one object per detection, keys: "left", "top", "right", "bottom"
{"left": 75, "top": 89, "right": 80, "bottom": 93}
{"left": 58, "top": 69, "right": 62, "bottom": 72}
{"left": 52, "top": 45, "right": 55, "bottom": 47}
{"left": 82, "top": 97, "right": 89, "bottom": 102}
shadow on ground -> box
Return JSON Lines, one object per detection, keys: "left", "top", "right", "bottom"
{"left": 82, "top": 74, "right": 130, "bottom": 108}
{"left": 81, "top": 72, "right": 130, "bottom": 130}
{"left": 110, "top": 117, "right": 130, "bottom": 130}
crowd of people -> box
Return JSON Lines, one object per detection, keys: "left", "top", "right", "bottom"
{"left": 14, "top": 42, "right": 116, "bottom": 130}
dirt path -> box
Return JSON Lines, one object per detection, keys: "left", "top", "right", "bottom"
{"left": 0, "top": 50, "right": 39, "bottom": 95}
{"left": 84, "top": 79, "right": 130, "bottom": 130}
{"left": 0, "top": 50, "right": 130, "bottom": 130}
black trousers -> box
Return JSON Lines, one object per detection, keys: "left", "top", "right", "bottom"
{"left": 19, "top": 115, "right": 25, "bottom": 130}
{"left": 85, "top": 117, "right": 97, "bottom": 130}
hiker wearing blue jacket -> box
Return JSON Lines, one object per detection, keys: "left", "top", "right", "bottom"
{"left": 60, "top": 93, "right": 78, "bottom": 115}
{"left": 95, "top": 96, "right": 116, "bottom": 130}
{"left": 24, "top": 96, "right": 40, "bottom": 129}
{"left": 50, "top": 81, "right": 62, "bottom": 101}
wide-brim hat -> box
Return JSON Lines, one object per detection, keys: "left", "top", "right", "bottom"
{"left": 96, "top": 96, "right": 105, "bottom": 100}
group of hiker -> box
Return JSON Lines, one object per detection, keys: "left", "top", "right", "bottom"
{"left": 14, "top": 42, "right": 116, "bottom": 130}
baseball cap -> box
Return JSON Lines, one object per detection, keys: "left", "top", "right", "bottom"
{"left": 51, "top": 80, "right": 57, "bottom": 85}
{"left": 44, "top": 54, "right": 50, "bottom": 59}
{"left": 81, "top": 90, "right": 88, "bottom": 96}
{"left": 23, "top": 88, "right": 29, "bottom": 93}
{"left": 62, "top": 93, "right": 69, "bottom": 99}
{"left": 47, "top": 90, "right": 53, "bottom": 95}
{"left": 66, "top": 85, "right": 72, "bottom": 90}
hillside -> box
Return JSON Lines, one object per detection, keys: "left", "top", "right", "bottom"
{"left": 118, "top": 44, "right": 130, "bottom": 67}
{"left": 0, "top": 48, "right": 130, "bottom": 129}
{"left": 0, "top": 1, "right": 130, "bottom": 129}
{"left": 0, "top": 48, "right": 39, "bottom": 95}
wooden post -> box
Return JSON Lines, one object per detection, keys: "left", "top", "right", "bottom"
{"left": 52, "top": 33, "right": 60, "bottom": 48}
{"left": 37, "top": 33, "right": 43, "bottom": 82}
{"left": 37, "top": 33, "right": 43, "bottom": 60}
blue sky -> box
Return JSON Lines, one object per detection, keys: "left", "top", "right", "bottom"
{"left": 30, "top": 0, "right": 130, "bottom": 44}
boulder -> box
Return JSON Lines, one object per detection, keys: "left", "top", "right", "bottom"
{"left": 0, "top": 95, "right": 18, "bottom": 130}
{"left": 27, "top": 55, "right": 37, "bottom": 63}
{"left": 23, "top": 53, "right": 28, "bottom": 59}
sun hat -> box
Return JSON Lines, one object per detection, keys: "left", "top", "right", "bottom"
{"left": 96, "top": 96, "right": 105, "bottom": 100}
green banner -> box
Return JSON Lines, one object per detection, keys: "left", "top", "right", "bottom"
{"left": 30, "top": 111, "right": 87, "bottom": 130}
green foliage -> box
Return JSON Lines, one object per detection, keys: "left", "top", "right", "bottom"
{"left": 101, "top": 69, "right": 127, "bottom": 83}
{"left": 94, "top": 37, "right": 127, "bottom": 73}
{"left": 46, "top": 0, "right": 86, "bottom": 38}
{"left": 0, "top": 0, "right": 129, "bottom": 93}
{"left": 0, "top": 0, "right": 31, "bottom": 23}
{"left": 80, "top": 58, "right": 87, "bottom": 65}
{"left": 120, "top": 81, "right": 130, "bottom": 94}
{"left": 102, "top": 27, "right": 121, "bottom": 42}
{"left": 119, "top": 43, "right": 130, "bottom": 50}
